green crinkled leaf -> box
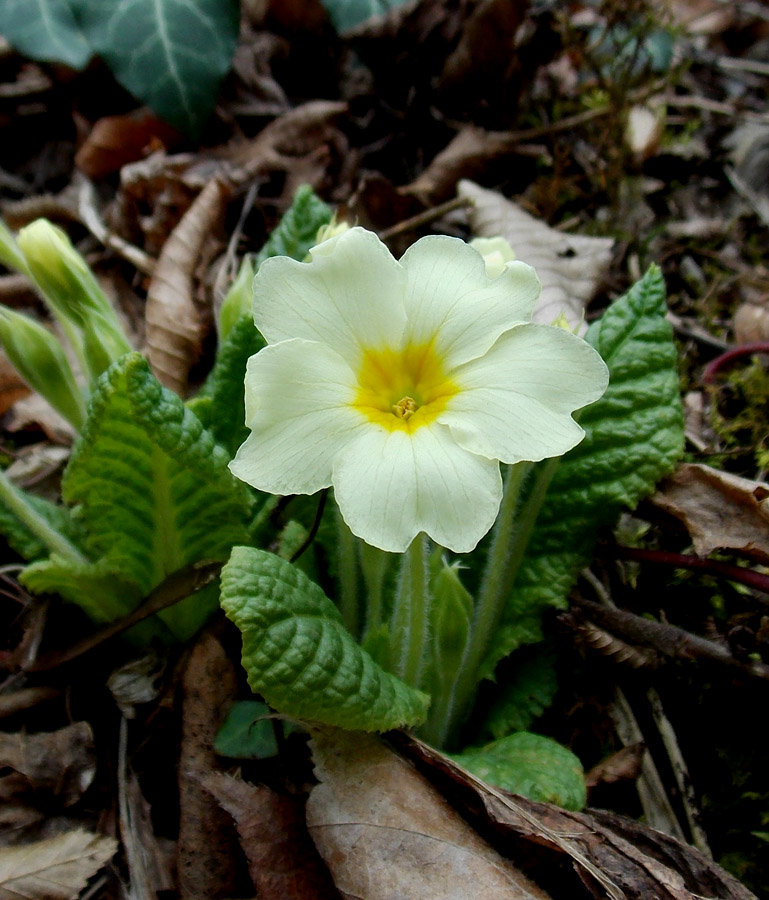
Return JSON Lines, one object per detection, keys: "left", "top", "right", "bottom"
{"left": 321, "top": 0, "right": 411, "bottom": 32}
{"left": 221, "top": 546, "right": 430, "bottom": 732}
{"left": 21, "top": 553, "right": 143, "bottom": 625}
{"left": 193, "top": 315, "right": 266, "bottom": 457}
{"left": 0, "top": 0, "right": 92, "bottom": 69}
{"left": 30, "top": 352, "right": 251, "bottom": 637}
{"left": 452, "top": 732, "right": 586, "bottom": 811}
{"left": 255, "top": 185, "right": 333, "bottom": 266}
{"left": 487, "top": 265, "right": 684, "bottom": 671}
{"left": 0, "top": 492, "right": 80, "bottom": 562}
{"left": 484, "top": 644, "right": 560, "bottom": 740}
{"left": 72, "top": 0, "right": 239, "bottom": 136}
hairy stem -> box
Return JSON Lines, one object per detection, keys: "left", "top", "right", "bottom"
{"left": 391, "top": 534, "right": 430, "bottom": 690}
{"left": 0, "top": 468, "right": 86, "bottom": 564}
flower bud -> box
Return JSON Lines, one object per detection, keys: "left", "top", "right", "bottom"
{"left": 470, "top": 236, "right": 517, "bottom": 278}
{"left": 17, "top": 219, "right": 132, "bottom": 380}
{"left": 0, "top": 219, "right": 29, "bottom": 275}
{"left": 0, "top": 306, "right": 86, "bottom": 429}
{"left": 218, "top": 256, "right": 255, "bottom": 341}
{"left": 315, "top": 217, "right": 351, "bottom": 245}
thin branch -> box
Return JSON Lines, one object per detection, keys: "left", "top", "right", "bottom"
{"left": 25, "top": 560, "right": 223, "bottom": 672}
{"left": 574, "top": 597, "right": 769, "bottom": 682}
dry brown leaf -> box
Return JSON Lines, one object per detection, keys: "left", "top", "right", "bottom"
{"left": 0, "top": 722, "right": 96, "bottom": 807}
{"left": 115, "top": 152, "right": 212, "bottom": 256}
{"left": 398, "top": 734, "right": 756, "bottom": 900}
{"left": 227, "top": 99, "right": 350, "bottom": 199}
{"left": 0, "top": 828, "right": 117, "bottom": 900}
{"left": 144, "top": 177, "right": 228, "bottom": 394}
{"left": 176, "top": 629, "right": 241, "bottom": 900}
{"left": 437, "top": 0, "right": 527, "bottom": 122}
{"left": 4, "top": 394, "right": 76, "bottom": 444}
{"left": 205, "top": 772, "right": 339, "bottom": 900}
{"left": 75, "top": 111, "right": 182, "bottom": 180}
{"left": 0, "top": 351, "right": 30, "bottom": 415}
{"left": 306, "top": 728, "right": 551, "bottom": 900}
{"left": 402, "top": 127, "right": 535, "bottom": 205}
{"left": 651, "top": 463, "right": 769, "bottom": 563}
{"left": 459, "top": 180, "right": 614, "bottom": 331}
{"left": 585, "top": 744, "right": 646, "bottom": 791}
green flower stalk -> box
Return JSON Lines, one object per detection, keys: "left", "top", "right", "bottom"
{"left": 17, "top": 219, "right": 132, "bottom": 381}
{"left": 0, "top": 307, "right": 86, "bottom": 430}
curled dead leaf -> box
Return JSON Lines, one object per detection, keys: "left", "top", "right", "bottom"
{"left": 144, "top": 177, "right": 228, "bottom": 394}
{"left": 459, "top": 180, "right": 614, "bottom": 331}
{"left": 75, "top": 111, "right": 183, "bottom": 180}
{"left": 396, "top": 733, "right": 756, "bottom": 900}
{"left": 176, "top": 630, "right": 240, "bottom": 900}
{"left": 0, "top": 722, "right": 96, "bottom": 807}
{"left": 306, "top": 728, "right": 551, "bottom": 900}
{"left": 651, "top": 463, "right": 769, "bottom": 563}
{"left": 205, "top": 772, "right": 338, "bottom": 900}
{"left": 0, "top": 828, "right": 117, "bottom": 900}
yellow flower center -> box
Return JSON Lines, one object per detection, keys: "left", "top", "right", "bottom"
{"left": 353, "top": 342, "right": 458, "bottom": 432}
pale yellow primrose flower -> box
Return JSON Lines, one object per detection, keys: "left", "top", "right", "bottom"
{"left": 230, "top": 227, "right": 609, "bottom": 554}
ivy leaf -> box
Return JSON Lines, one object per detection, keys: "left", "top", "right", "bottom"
{"left": 320, "top": 0, "right": 412, "bottom": 32}
{"left": 0, "top": 0, "right": 92, "bottom": 69}
{"left": 72, "top": 0, "right": 240, "bottom": 137}
{"left": 24, "top": 353, "right": 250, "bottom": 639}
{"left": 221, "top": 546, "right": 430, "bottom": 732}
{"left": 485, "top": 265, "right": 684, "bottom": 672}
{"left": 452, "top": 732, "right": 587, "bottom": 811}
{"left": 255, "top": 185, "right": 332, "bottom": 266}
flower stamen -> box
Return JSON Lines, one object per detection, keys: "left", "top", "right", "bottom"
{"left": 393, "top": 396, "right": 418, "bottom": 419}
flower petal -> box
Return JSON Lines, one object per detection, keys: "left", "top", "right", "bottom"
{"left": 253, "top": 227, "right": 407, "bottom": 364}
{"left": 439, "top": 324, "right": 609, "bottom": 463}
{"left": 332, "top": 424, "right": 503, "bottom": 553}
{"left": 400, "top": 235, "right": 541, "bottom": 367}
{"left": 230, "top": 339, "right": 364, "bottom": 495}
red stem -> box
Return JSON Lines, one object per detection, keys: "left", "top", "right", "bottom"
{"left": 613, "top": 545, "right": 769, "bottom": 596}
{"left": 702, "top": 342, "right": 769, "bottom": 384}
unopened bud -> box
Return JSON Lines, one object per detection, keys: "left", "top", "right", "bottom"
{"left": 17, "top": 219, "right": 132, "bottom": 380}
{"left": 0, "top": 307, "right": 85, "bottom": 430}
{"left": 218, "top": 256, "right": 255, "bottom": 341}
{"left": 470, "top": 236, "right": 516, "bottom": 278}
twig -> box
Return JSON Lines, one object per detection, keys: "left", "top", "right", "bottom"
{"left": 716, "top": 55, "right": 769, "bottom": 78}
{"left": 610, "top": 687, "right": 688, "bottom": 844}
{"left": 666, "top": 311, "right": 731, "bottom": 352}
{"left": 77, "top": 178, "right": 157, "bottom": 276}
{"left": 663, "top": 93, "right": 769, "bottom": 125}
{"left": 646, "top": 686, "right": 712, "bottom": 857}
{"left": 582, "top": 567, "right": 709, "bottom": 849}
{"left": 575, "top": 597, "right": 769, "bottom": 681}
{"left": 379, "top": 197, "right": 473, "bottom": 241}
{"left": 25, "top": 560, "right": 223, "bottom": 672}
